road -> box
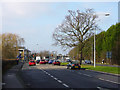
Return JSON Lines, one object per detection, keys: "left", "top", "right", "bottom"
{"left": 18, "top": 62, "right": 120, "bottom": 89}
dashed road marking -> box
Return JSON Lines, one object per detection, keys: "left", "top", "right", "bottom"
{"left": 99, "top": 78, "right": 120, "bottom": 84}
{"left": 57, "top": 80, "right": 62, "bottom": 83}
{"left": 2, "top": 83, "right": 6, "bottom": 85}
{"left": 50, "top": 76, "right": 54, "bottom": 78}
{"left": 99, "top": 78, "right": 104, "bottom": 81}
{"left": 54, "top": 77, "right": 58, "bottom": 80}
{"left": 63, "top": 83, "right": 69, "bottom": 88}
{"left": 41, "top": 69, "right": 70, "bottom": 88}
{"left": 83, "top": 74, "right": 92, "bottom": 77}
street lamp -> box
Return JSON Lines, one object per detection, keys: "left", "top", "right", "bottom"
{"left": 94, "top": 13, "right": 110, "bottom": 68}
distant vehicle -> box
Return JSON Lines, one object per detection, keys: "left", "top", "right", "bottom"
{"left": 39, "top": 60, "right": 46, "bottom": 64}
{"left": 66, "top": 59, "right": 72, "bottom": 62}
{"left": 45, "top": 58, "right": 49, "bottom": 63}
{"left": 53, "top": 60, "right": 60, "bottom": 65}
{"left": 48, "top": 59, "right": 54, "bottom": 64}
{"left": 67, "top": 61, "right": 81, "bottom": 69}
{"left": 29, "top": 60, "right": 36, "bottom": 66}
{"left": 84, "top": 60, "right": 91, "bottom": 64}
{"left": 36, "top": 60, "right": 40, "bottom": 64}
{"left": 36, "top": 56, "right": 41, "bottom": 60}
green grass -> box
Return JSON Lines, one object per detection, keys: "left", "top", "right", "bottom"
{"left": 60, "top": 62, "right": 69, "bottom": 66}
{"left": 81, "top": 65, "right": 120, "bottom": 74}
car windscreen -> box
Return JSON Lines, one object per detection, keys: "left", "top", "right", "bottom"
{"left": 30, "top": 61, "right": 35, "bottom": 63}
{"left": 72, "top": 61, "right": 79, "bottom": 64}
{"left": 41, "top": 60, "right": 45, "bottom": 61}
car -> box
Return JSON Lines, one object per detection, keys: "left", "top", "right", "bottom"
{"left": 84, "top": 60, "right": 91, "bottom": 64}
{"left": 67, "top": 61, "right": 81, "bottom": 69}
{"left": 36, "top": 60, "right": 40, "bottom": 64}
{"left": 45, "top": 58, "right": 49, "bottom": 63}
{"left": 48, "top": 59, "right": 54, "bottom": 64}
{"left": 53, "top": 60, "right": 60, "bottom": 65}
{"left": 39, "top": 60, "right": 46, "bottom": 64}
{"left": 29, "top": 60, "right": 36, "bottom": 66}
{"left": 66, "top": 59, "right": 72, "bottom": 63}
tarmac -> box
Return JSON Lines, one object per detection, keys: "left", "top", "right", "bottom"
{"left": 2, "top": 62, "right": 24, "bottom": 89}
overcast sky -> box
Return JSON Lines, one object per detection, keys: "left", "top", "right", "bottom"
{"left": 1, "top": 1, "right": 119, "bottom": 55}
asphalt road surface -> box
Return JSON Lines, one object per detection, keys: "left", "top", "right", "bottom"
{"left": 18, "top": 62, "right": 120, "bottom": 89}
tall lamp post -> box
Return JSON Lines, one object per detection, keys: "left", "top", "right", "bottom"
{"left": 94, "top": 13, "right": 110, "bottom": 68}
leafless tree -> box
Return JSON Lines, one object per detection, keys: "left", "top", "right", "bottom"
{"left": 53, "top": 9, "right": 99, "bottom": 64}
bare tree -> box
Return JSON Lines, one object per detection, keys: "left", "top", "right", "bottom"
{"left": 53, "top": 9, "right": 99, "bottom": 64}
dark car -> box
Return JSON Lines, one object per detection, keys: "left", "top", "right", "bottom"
{"left": 53, "top": 60, "right": 60, "bottom": 65}
{"left": 48, "top": 59, "right": 54, "bottom": 64}
{"left": 66, "top": 59, "right": 72, "bottom": 62}
{"left": 45, "top": 58, "right": 49, "bottom": 63}
{"left": 84, "top": 60, "right": 91, "bottom": 64}
{"left": 67, "top": 61, "right": 81, "bottom": 69}
{"left": 29, "top": 60, "right": 36, "bottom": 66}
{"left": 36, "top": 60, "right": 40, "bottom": 64}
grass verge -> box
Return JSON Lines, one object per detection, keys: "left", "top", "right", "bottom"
{"left": 81, "top": 65, "right": 120, "bottom": 75}
{"left": 60, "top": 62, "right": 69, "bottom": 66}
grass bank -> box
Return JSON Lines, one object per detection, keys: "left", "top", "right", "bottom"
{"left": 60, "top": 62, "right": 69, "bottom": 66}
{"left": 81, "top": 65, "right": 120, "bottom": 75}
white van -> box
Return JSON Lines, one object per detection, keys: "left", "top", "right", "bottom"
{"left": 36, "top": 56, "right": 41, "bottom": 60}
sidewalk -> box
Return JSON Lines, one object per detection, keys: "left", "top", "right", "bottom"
{"left": 2, "top": 62, "right": 24, "bottom": 89}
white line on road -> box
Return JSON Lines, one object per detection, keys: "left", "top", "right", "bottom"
{"left": 63, "top": 83, "right": 69, "bottom": 88}
{"left": 99, "top": 78, "right": 104, "bottom": 80}
{"left": 83, "top": 74, "right": 92, "bottom": 77}
{"left": 57, "top": 80, "right": 62, "bottom": 83}
{"left": 99, "top": 78, "right": 120, "bottom": 84}
{"left": 50, "top": 76, "right": 54, "bottom": 78}
{"left": 41, "top": 69, "right": 70, "bottom": 88}
{"left": 54, "top": 78, "right": 58, "bottom": 80}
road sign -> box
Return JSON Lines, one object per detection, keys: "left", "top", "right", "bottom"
{"left": 106, "top": 51, "right": 112, "bottom": 59}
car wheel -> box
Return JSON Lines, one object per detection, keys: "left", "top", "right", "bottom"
{"left": 67, "top": 66, "right": 69, "bottom": 69}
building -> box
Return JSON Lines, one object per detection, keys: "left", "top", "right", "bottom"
{"left": 18, "top": 47, "right": 31, "bottom": 60}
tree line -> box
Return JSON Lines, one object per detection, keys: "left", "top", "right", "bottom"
{"left": 1, "top": 33, "right": 25, "bottom": 60}
{"left": 69, "top": 23, "right": 120, "bottom": 65}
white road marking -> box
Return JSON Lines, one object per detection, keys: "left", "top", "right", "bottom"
{"left": 48, "top": 74, "right": 51, "bottom": 75}
{"left": 83, "top": 74, "right": 92, "bottom": 77}
{"left": 57, "top": 80, "right": 62, "bottom": 83}
{"left": 2, "top": 83, "right": 6, "bottom": 85}
{"left": 99, "top": 78, "right": 120, "bottom": 84}
{"left": 50, "top": 76, "right": 54, "bottom": 78}
{"left": 54, "top": 78, "right": 58, "bottom": 80}
{"left": 40, "top": 69, "right": 70, "bottom": 88}
{"left": 99, "top": 78, "right": 104, "bottom": 80}
{"left": 63, "top": 83, "right": 69, "bottom": 88}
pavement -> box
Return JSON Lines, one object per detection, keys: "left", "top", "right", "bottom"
{"left": 2, "top": 62, "right": 24, "bottom": 89}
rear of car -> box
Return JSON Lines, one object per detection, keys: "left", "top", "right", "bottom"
{"left": 39, "top": 60, "right": 46, "bottom": 64}
{"left": 36, "top": 60, "right": 40, "bottom": 64}
{"left": 48, "top": 60, "right": 54, "bottom": 64}
{"left": 84, "top": 60, "right": 91, "bottom": 64}
{"left": 67, "top": 62, "right": 81, "bottom": 69}
{"left": 53, "top": 60, "right": 60, "bottom": 65}
{"left": 45, "top": 59, "right": 49, "bottom": 63}
{"left": 29, "top": 60, "right": 36, "bottom": 66}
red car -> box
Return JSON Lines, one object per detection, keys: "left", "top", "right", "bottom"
{"left": 53, "top": 60, "right": 60, "bottom": 65}
{"left": 39, "top": 60, "right": 46, "bottom": 64}
{"left": 29, "top": 60, "right": 36, "bottom": 66}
